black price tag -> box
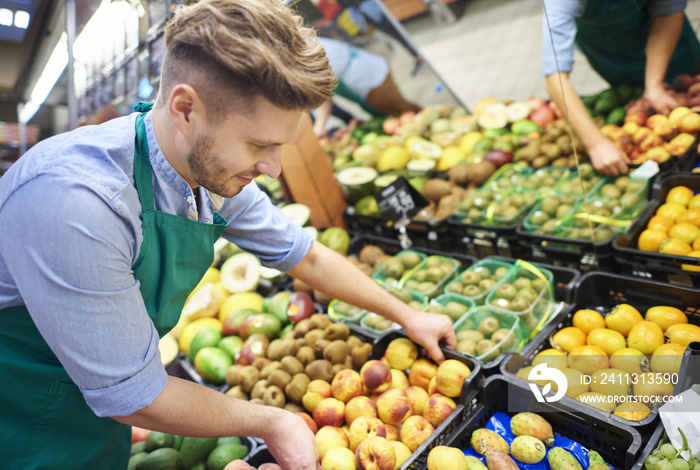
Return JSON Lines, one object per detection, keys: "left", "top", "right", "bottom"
{"left": 375, "top": 176, "right": 428, "bottom": 224}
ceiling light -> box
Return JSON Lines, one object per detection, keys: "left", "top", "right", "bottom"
{"left": 0, "top": 8, "right": 12, "bottom": 26}
{"left": 14, "top": 10, "right": 30, "bottom": 29}
{"left": 19, "top": 32, "right": 68, "bottom": 123}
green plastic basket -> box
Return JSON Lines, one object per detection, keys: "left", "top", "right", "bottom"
{"left": 399, "top": 254, "right": 461, "bottom": 298}
{"left": 443, "top": 258, "right": 514, "bottom": 305}
{"left": 452, "top": 306, "right": 526, "bottom": 365}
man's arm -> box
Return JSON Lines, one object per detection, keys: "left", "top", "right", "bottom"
{"left": 113, "top": 377, "right": 318, "bottom": 470}
{"left": 546, "top": 72, "right": 629, "bottom": 176}
{"left": 644, "top": 10, "right": 685, "bottom": 113}
{"left": 287, "top": 241, "right": 456, "bottom": 362}
{"left": 312, "top": 100, "right": 333, "bottom": 139}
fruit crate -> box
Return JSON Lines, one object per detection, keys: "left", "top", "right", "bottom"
{"left": 404, "top": 218, "right": 456, "bottom": 252}
{"left": 629, "top": 342, "right": 700, "bottom": 470}
{"left": 372, "top": 330, "right": 483, "bottom": 406}
{"left": 447, "top": 213, "right": 528, "bottom": 259}
{"left": 433, "top": 375, "right": 643, "bottom": 470}
{"left": 614, "top": 173, "right": 700, "bottom": 288}
{"left": 344, "top": 206, "right": 397, "bottom": 238}
{"left": 500, "top": 271, "right": 700, "bottom": 438}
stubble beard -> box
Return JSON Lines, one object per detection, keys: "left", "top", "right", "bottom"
{"left": 187, "top": 135, "right": 257, "bottom": 198}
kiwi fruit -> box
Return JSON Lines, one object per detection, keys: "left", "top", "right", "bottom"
{"left": 476, "top": 339, "right": 500, "bottom": 362}
{"left": 346, "top": 336, "right": 363, "bottom": 350}
{"left": 278, "top": 337, "right": 300, "bottom": 357}
{"left": 293, "top": 318, "right": 313, "bottom": 338}
{"left": 323, "top": 323, "right": 350, "bottom": 342}
{"left": 280, "top": 356, "right": 304, "bottom": 376}
{"left": 324, "top": 340, "right": 350, "bottom": 364}
{"left": 350, "top": 343, "right": 373, "bottom": 369}
{"left": 266, "top": 339, "right": 285, "bottom": 361}
{"left": 492, "top": 328, "right": 515, "bottom": 350}
{"left": 284, "top": 402, "right": 306, "bottom": 413}
{"left": 250, "top": 379, "right": 269, "bottom": 400}
{"left": 313, "top": 339, "right": 331, "bottom": 359}
{"left": 332, "top": 363, "right": 349, "bottom": 375}
{"left": 306, "top": 359, "right": 335, "bottom": 382}
{"left": 359, "top": 245, "right": 385, "bottom": 266}
{"left": 455, "top": 339, "right": 477, "bottom": 355}
{"left": 238, "top": 365, "right": 260, "bottom": 394}
{"left": 478, "top": 317, "right": 500, "bottom": 337}
{"left": 303, "top": 329, "right": 324, "bottom": 347}
{"left": 296, "top": 346, "right": 316, "bottom": 367}
{"left": 259, "top": 361, "right": 282, "bottom": 380}
{"left": 285, "top": 373, "right": 310, "bottom": 404}
{"left": 310, "top": 313, "right": 332, "bottom": 330}
{"left": 267, "top": 369, "right": 293, "bottom": 390}
{"left": 225, "top": 385, "right": 248, "bottom": 401}
{"left": 253, "top": 357, "right": 271, "bottom": 370}
{"left": 344, "top": 355, "right": 354, "bottom": 369}
{"left": 456, "top": 330, "right": 484, "bottom": 343}
{"left": 263, "top": 385, "right": 286, "bottom": 408}
{"left": 225, "top": 364, "right": 244, "bottom": 388}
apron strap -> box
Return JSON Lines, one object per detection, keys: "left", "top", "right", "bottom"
{"left": 133, "top": 101, "right": 156, "bottom": 213}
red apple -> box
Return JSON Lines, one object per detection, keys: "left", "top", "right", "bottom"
{"left": 287, "top": 291, "right": 315, "bottom": 324}
{"left": 355, "top": 436, "right": 397, "bottom": 470}
{"left": 529, "top": 105, "right": 556, "bottom": 128}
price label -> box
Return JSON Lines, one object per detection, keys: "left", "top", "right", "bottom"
{"left": 375, "top": 176, "right": 428, "bottom": 225}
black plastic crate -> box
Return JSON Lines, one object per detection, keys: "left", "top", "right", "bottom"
{"left": 501, "top": 271, "right": 700, "bottom": 438}
{"left": 447, "top": 216, "right": 526, "bottom": 259}
{"left": 344, "top": 207, "right": 397, "bottom": 238}
{"left": 436, "top": 375, "right": 643, "bottom": 470}
{"left": 614, "top": 173, "right": 700, "bottom": 288}
{"left": 404, "top": 218, "right": 456, "bottom": 252}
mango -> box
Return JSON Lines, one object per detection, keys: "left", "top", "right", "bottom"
{"left": 547, "top": 447, "right": 583, "bottom": 470}
{"left": 471, "top": 428, "right": 509, "bottom": 456}
{"left": 510, "top": 435, "right": 546, "bottom": 464}
{"left": 510, "top": 412, "right": 554, "bottom": 446}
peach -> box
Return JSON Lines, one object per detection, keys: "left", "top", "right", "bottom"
{"left": 360, "top": 360, "right": 392, "bottom": 393}
{"left": 344, "top": 396, "right": 378, "bottom": 426}
{"left": 423, "top": 393, "right": 457, "bottom": 428}
{"left": 376, "top": 388, "right": 413, "bottom": 425}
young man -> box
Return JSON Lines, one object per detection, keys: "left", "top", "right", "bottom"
{"left": 0, "top": 1, "right": 455, "bottom": 468}
{"left": 542, "top": 0, "right": 700, "bottom": 176}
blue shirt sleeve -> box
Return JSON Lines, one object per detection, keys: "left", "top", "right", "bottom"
{"left": 218, "top": 182, "right": 313, "bottom": 272}
{"left": 648, "top": 0, "right": 687, "bottom": 16}
{"left": 0, "top": 175, "right": 168, "bottom": 418}
{"left": 541, "top": 0, "right": 585, "bottom": 76}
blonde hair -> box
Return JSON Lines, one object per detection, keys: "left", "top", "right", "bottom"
{"left": 157, "top": 0, "right": 336, "bottom": 118}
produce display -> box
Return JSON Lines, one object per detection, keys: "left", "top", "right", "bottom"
{"left": 642, "top": 427, "right": 698, "bottom": 470}
{"left": 514, "top": 302, "right": 698, "bottom": 422}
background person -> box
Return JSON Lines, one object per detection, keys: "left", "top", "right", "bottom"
{"left": 542, "top": 0, "right": 700, "bottom": 176}
{"left": 0, "top": 1, "right": 455, "bottom": 469}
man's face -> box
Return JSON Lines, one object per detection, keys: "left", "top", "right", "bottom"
{"left": 186, "top": 97, "right": 302, "bottom": 198}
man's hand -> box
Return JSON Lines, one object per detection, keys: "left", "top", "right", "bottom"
{"left": 644, "top": 84, "right": 679, "bottom": 115}
{"left": 588, "top": 138, "right": 630, "bottom": 177}
{"left": 401, "top": 310, "right": 456, "bottom": 364}
{"left": 263, "top": 410, "right": 320, "bottom": 470}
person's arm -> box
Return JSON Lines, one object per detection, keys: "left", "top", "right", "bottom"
{"left": 287, "top": 241, "right": 456, "bottom": 363}
{"left": 312, "top": 99, "right": 333, "bottom": 139}
{"left": 546, "top": 72, "right": 629, "bottom": 176}
{"left": 644, "top": 10, "right": 685, "bottom": 113}
{"left": 113, "top": 377, "right": 318, "bottom": 470}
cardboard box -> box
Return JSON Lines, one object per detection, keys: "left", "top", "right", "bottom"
{"left": 279, "top": 112, "right": 348, "bottom": 229}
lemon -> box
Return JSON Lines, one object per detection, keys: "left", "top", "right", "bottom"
{"left": 179, "top": 317, "right": 223, "bottom": 354}
{"left": 459, "top": 131, "right": 483, "bottom": 155}
{"left": 219, "top": 291, "right": 264, "bottom": 322}
{"left": 436, "top": 146, "right": 466, "bottom": 171}
{"left": 377, "top": 146, "right": 410, "bottom": 172}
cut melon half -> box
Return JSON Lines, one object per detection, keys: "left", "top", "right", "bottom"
{"left": 336, "top": 166, "right": 379, "bottom": 203}
{"left": 220, "top": 252, "right": 261, "bottom": 293}
{"left": 281, "top": 203, "right": 311, "bottom": 226}
{"left": 408, "top": 140, "right": 443, "bottom": 160}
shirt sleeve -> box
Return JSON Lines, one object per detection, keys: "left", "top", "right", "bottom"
{"left": 0, "top": 175, "right": 168, "bottom": 418}
{"left": 541, "top": 0, "right": 584, "bottom": 76}
{"left": 648, "top": 0, "right": 687, "bottom": 16}
{"left": 218, "top": 183, "right": 313, "bottom": 272}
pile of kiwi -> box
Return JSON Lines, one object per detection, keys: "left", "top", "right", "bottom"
{"left": 423, "top": 300, "right": 470, "bottom": 323}
{"left": 445, "top": 264, "right": 510, "bottom": 300}
{"left": 373, "top": 250, "right": 424, "bottom": 286}
{"left": 515, "top": 120, "right": 587, "bottom": 168}
{"left": 454, "top": 314, "right": 517, "bottom": 362}
{"left": 224, "top": 314, "right": 372, "bottom": 412}
{"left": 487, "top": 275, "right": 548, "bottom": 331}
{"left": 401, "top": 255, "right": 459, "bottom": 297}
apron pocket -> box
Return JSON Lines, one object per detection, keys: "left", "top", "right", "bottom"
{"left": 23, "top": 382, "right": 130, "bottom": 470}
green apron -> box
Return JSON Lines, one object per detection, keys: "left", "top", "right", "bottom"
{"left": 0, "top": 101, "right": 227, "bottom": 469}
{"left": 574, "top": 0, "right": 700, "bottom": 86}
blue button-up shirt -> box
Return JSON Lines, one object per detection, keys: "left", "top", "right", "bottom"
{"left": 0, "top": 111, "right": 312, "bottom": 417}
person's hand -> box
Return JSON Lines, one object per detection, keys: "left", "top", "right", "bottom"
{"left": 588, "top": 138, "right": 630, "bottom": 177}
{"left": 401, "top": 310, "right": 456, "bottom": 364}
{"left": 264, "top": 410, "right": 320, "bottom": 470}
{"left": 644, "top": 84, "right": 679, "bottom": 115}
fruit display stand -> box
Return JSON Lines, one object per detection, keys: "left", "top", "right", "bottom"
{"left": 614, "top": 173, "right": 700, "bottom": 288}
{"left": 436, "top": 375, "right": 643, "bottom": 470}
{"left": 628, "top": 342, "right": 700, "bottom": 470}
{"left": 500, "top": 271, "right": 700, "bottom": 439}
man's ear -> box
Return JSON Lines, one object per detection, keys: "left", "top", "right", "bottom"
{"left": 167, "top": 84, "right": 204, "bottom": 139}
